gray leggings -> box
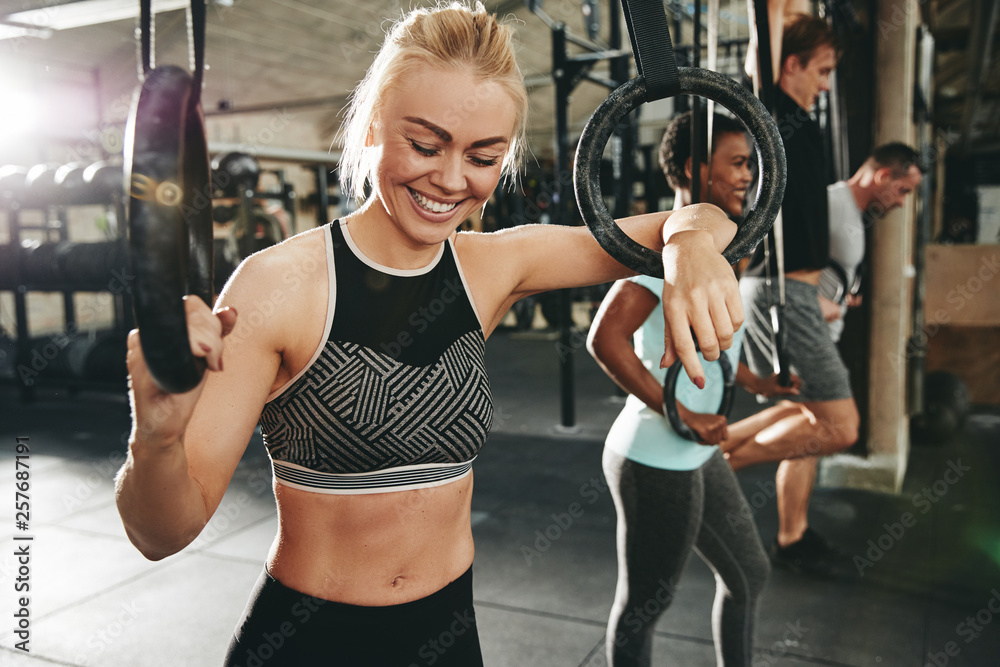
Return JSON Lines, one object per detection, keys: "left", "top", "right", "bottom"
{"left": 602, "top": 448, "right": 770, "bottom": 666}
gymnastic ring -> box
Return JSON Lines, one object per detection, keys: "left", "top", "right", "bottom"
{"left": 125, "top": 65, "right": 214, "bottom": 393}
{"left": 574, "top": 68, "right": 786, "bottom": 274}
{"left": 662, "top": 350, "right": 735, "bottom": 443}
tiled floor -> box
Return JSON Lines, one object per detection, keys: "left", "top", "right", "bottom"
{"left": 0, "top": 331, "right": 998, "bottom": 665}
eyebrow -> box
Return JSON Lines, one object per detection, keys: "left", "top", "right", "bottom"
{"left": 404, "top": 116, "right": 508, "bottom": 150}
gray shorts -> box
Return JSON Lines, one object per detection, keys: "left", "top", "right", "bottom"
{"left": 740, "top": 277, "right": 853, "bottom": 403}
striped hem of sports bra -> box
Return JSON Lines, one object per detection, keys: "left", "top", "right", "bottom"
{"left": 270, "top": 457, "right": 477, "bottom": 495}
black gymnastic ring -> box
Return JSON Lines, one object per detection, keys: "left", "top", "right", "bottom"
{"left": 574, "top": 68, "right": 786, "bottom": 274}
{"left": 125, "top": 65, "right": 213, "bottom": 393}
{"left": 662, "top": 351, "right": 735, "bottom": 442}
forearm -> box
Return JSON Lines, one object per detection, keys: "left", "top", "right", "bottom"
{"left": 588, "top": 336, "right": 663, "bottom": 415}
{"left": 736, "top": 362, "right": 762, "bottom": 394}
{"left": 115, "top": 436, "right": 210, "bottom": 561}
{"left": 660, "top": 203, "right": 737, "bottom": 255}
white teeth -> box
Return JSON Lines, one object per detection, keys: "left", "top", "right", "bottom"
{"left": 410, "top": 188, "right": 458, "bottom": 214}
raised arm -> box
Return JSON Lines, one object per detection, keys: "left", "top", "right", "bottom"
{"left": 461, "top": 203, "right": 740, "bottom": 386}
{"left": 114, "top": 244, "right": 301, "bottom": 560}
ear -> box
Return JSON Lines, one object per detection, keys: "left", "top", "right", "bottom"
{"left": 783, "top": 54, "right": 802, "bottom": 77}
{"left": 872, "top": 166, "right": 893, "bottom": 187}
{"left": 365, "top": 124, "right": 375, "bottom": 148}
{"left": 684, "top": 157, "right": 693, "bottom": 181}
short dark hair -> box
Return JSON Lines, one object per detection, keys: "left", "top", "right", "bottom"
{"left": 868, "top": 142, "right": 925, "bottom": 177}
{"left": 659, "top": 111, "right": 747, "bottom": 190}
{"left": 781, "top": 14, "right": 837, "bottom": 70}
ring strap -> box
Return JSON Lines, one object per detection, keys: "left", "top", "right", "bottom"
{"left": 750, "top": 0, "right": 775, "bottom": 111}
{"left": 188, "top": 0, "right": 207, "bottom": 103}
{"left": 139, "top": 0, "right": 152, "bottom": 76}
{"left": 621, "top": 0, "right": 680, "bottom": 101}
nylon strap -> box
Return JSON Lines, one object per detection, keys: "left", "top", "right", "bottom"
{"left": 139, "top": 0, "right": 152, "bottom": 76}
{"left": 188, "top": 0, "right": 207, "bottom": 103}
{"left": 749, "top": 0, "right": 775, "bottom": 111}
{"left": 621, "top": 0, "right": 680, "bottom": 101}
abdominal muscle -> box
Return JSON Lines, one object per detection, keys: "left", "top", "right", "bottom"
{"left": 265, "top": 473, "right": 476, "bottom": 607}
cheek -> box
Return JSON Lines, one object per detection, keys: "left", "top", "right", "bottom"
{"left": 470, "top": 167, "right": 502, "bottom": 199}
{"left": 715, "top": 167, "right": 738, "bottom": 189}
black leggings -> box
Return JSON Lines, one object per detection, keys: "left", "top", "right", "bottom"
{"left": 602, "top": 449, "right": 770, "bottom": 666}
{"left": 224, "top": 567, "right": 483, "bottom": 667}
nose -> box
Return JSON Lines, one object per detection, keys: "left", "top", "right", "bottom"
{"left": 429, "top": 153, "right": 467, "bottom": 194}
{"left": 819, "top": 75, "right": 831, "bottom": 92}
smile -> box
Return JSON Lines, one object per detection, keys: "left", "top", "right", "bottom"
{"left": 408, "top": 187, "right": 459, "bottom": 214}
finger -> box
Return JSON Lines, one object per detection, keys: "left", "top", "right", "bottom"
{"left": 709, "top": 297, "right": 735, "bottom": 352}
{"left": 727, "top": 286, "right": 745, "bottom": 333}
{"left": 688, "top": 297, "right": 721, "bottom": 363}
{"left": 666, "top": 308, "right": 704, "bottom": 387}
{"left": 660, "top": 300, "right": 679, "bottom": 369}
{"left": 216, "top": 306, "right": 239, "bottom": 338}
{"left": 185, "top": 298, "right": 225, "bottom": 372}
{"left": 125, "top": 329, "right": 147, "bottom": 379}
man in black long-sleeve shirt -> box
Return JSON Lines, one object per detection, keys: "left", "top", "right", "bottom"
{"left": 726, "top": 14, "right": 855, "bottom": 577}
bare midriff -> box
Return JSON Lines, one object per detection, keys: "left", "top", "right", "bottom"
{"left": 265, "top": 473, "right": 475, "bottom": 606}
{"left": 785, "top": 268, "right": 822, "bottom": 285}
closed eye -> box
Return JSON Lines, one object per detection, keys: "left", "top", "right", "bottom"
{"left": 410, "top": 140, "right": 439, "bottom": 157}
{"left": 470, "top": 155, "right": 500, "bottom": 167}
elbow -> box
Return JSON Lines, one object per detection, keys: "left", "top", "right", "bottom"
{"left": 123, "top": 527, "right": 182, "bottom": 561}
{"left": 136, "top": 545, "right": 175, "bottom": 563}
{"left": 586, "top": 326, "right": 608, "bottom": 362}
{"left": 117, "top": 495, "right": 203, "bottom": 561}
{"left": 124, "top": 525, "right": 198, "bottom": 562}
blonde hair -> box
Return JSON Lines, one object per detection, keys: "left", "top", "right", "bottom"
{"left": 338, "top": 1, "right": 528, "bottom": 201}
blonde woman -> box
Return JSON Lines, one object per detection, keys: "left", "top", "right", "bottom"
{"left": 115, "top": 3, "right": 744, "bottom": 664}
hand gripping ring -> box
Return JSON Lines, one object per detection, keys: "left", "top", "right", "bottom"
{"left": 574, "top": 68, "right": 787, "bottom": 275}
{"left": 662, "top": 351, "right": 735, "bottom": 442}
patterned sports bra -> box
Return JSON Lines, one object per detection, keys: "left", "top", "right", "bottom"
{"left": 258, "top": 220, "right": 493, "bottom": 494}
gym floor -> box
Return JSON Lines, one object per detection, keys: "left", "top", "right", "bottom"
{"left": 0, "top": 331, "right": 998, "bottom": 666}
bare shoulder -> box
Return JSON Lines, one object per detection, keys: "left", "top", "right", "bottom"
{"left": 218, "top": 227, "right": 328, "bottom": 309}
{"left": 216, "top": 226, "right": 329, "bottom": 351}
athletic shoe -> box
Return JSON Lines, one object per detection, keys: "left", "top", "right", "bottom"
{"left": 769, "top": 528, "right": 845, "bottom": 578}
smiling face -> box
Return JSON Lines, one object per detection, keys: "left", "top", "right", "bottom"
{"left": 698, "top": 132, "right": 753, "bottom": 217}
{"left": 368, "top": 65, "right": 517, "bottom": 250}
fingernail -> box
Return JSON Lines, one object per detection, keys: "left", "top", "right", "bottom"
{"left": 695, "top": 377, "right": 705, "bottom": 390}
{"left": 228, "top": 307, "right": 238, "bottom": 317}
{"left": 199, "top": 343, "right": 212, "bottom": 354}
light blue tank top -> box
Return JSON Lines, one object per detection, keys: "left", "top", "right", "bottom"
{"left": 604, "top": 274, "right": 744, "bottom": 471}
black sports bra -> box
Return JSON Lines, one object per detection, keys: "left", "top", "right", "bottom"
{"left": 258, "top": 221, "right": 493, "bottom": 494}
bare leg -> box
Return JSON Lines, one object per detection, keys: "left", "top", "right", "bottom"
{"left": 775, "top": 457, "right": 817, "bottom": 546}
{"left": 719, "top": 401, "right": 804, "bottom": 456}
{"left": 724, "top": 398, "right": 859, "bottom": 470}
